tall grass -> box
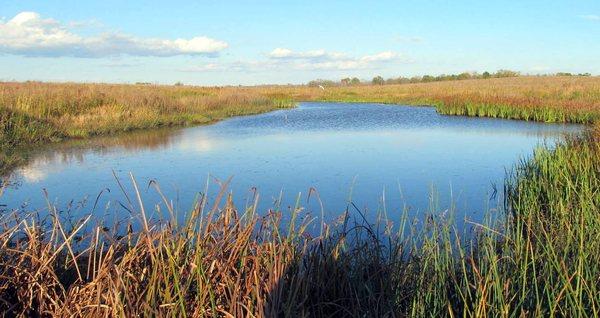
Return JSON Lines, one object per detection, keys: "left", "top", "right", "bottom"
{"left": 0, "top": 82, "right": 293, "bottom": 145}
{"left": 0, "top": 82, "right": 293, "bottom": 172}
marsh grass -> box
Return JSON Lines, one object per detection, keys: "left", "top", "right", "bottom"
{"left": 0, "top": 82, "right": 293, "bottom": 161}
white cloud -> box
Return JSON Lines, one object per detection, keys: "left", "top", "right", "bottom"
{"left": 269, "top": 48, "right": 294, "bottom": 58}
{"left": 360, "top": 51, "right": 400, "bottom": 62}
{"left": 580, "top": 14, "right": 600, "bottom": 21}
{"left": 182, "top": 49, "right": 407, "bottom": 73}
{"left": 268, "top": 48, "right": 346, "bottom": 60}
{"left": 262, "top": 48, "right": 407, "bottom": 70}
{"left": 0, "top": 12, "right": 228, "bottom": 57}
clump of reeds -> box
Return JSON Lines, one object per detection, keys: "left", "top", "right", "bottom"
{"left": 0, "top": 177, "right": 404, "bottom": 316}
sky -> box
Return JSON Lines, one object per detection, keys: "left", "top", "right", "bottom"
{"left": 0, "top": 0, "right": 599, "bottom": 85}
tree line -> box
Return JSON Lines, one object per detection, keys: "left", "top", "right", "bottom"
{"left": 307, "top": 70, "right": 592, "bottom": 87}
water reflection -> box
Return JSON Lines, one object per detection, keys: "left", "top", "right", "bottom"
{"left": 8, "top": 128, "right": 183, "bottom": 184}
{"left": 1, "top": 102, "right": 582, "bottom": 229}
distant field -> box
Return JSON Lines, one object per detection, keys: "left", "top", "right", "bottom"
{"left": 278, "top": 76, "right": 600, "bottom": 123}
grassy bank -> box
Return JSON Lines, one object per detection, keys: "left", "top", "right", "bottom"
{"left": 0, "top": 82, "right": 293, "bottom": 172}
{"left": 284, "top": 76, "right": 600, "bottom": 123}
{"left": 1, "top": 132, "right": 598, "bottom": 316}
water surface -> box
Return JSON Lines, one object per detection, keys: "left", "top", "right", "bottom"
{"left": 2, "top": 102, "right": 581, "bottom": 228}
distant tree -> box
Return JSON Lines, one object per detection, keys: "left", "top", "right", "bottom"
{"left": 308, "top": 79, "right": 337, "bottom": 87}
{"left": 340, "top": 77, "right": 351, "bottom": 86}
{"left": 350, "top": 77, "right": 361, "bottom": 85}
{"left": 409, "top": 76, "right": 421, "bottom": 83}
{"left": 372, "top": 76, "right": 385, "bottom": 85}
{"left": 457, "top": 72, "right": 472, "bottom": 80}
{"left": 556, "top": 72, "right": 573, "bottom": 76}
{"left": 421, "top": 75, "right": 435, "bottom": 82}
{"left": 174, "top": 81, "right": 184, "bottom": 86}
{"left": 482, "top": 71, "right": 491, "bottom": 79}
{"left": 494, "top": 69, "right": 520, "bottom": 78}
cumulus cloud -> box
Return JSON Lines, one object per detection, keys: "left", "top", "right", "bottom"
{"left": 182, "top": 48, "right": 407, "bottom": 73}
{"left": 360, "top": 51, "right": 400, "bottom": 62}
{"left": 268, "top": 48, "right": 346, "bottom": 60}
{"left": 0, "top": 12, "right": 228, "bottom": 57}
{"left": 580, "top": 14, "right": 600, "bottom": 21}
{"left": 263, "top": 48, "right": 406, "bottom": 70}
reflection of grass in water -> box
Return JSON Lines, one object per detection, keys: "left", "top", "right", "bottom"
{"left": 1, "top": 134, "right": 599, "bottom": 316}
{"left": 1, "top": 127, "right": 184, "bottom": 184}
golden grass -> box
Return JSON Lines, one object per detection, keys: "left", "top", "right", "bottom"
{"left": 0, "top": 81, "right": 293, "bottom": 144}
{"left": 0, "top": 81, "right": 293, "bottom": 172}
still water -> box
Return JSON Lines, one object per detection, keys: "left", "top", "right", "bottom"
{"left": 1, "top": 102, "right": 581, "bottom": 228}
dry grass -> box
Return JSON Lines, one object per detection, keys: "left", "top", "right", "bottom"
{"left": 0, "top": 81, "right": 292, "bottom": 145}
{"left": 0, "top": 81, "right": 292, "bottom": 172}
{"left": 0, "top": 178, "right": 399, "bottom": 317}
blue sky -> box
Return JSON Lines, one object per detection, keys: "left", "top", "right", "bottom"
{"left": 1, "top": 0, "right": 599, "bottom": 85}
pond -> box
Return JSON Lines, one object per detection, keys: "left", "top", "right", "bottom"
{"left": 1, "top": 102, "right": 582, "bottom": 230}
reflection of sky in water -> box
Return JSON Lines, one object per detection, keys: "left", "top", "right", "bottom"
{"left": 2, "top": 102, "right": 582, "bottom": 229}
